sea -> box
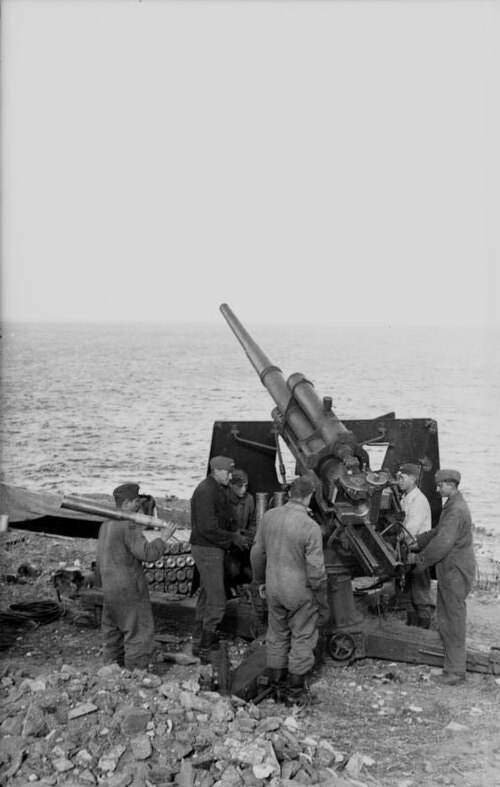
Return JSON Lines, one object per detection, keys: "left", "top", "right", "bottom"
{"left": 1, "top": 321, "right": 499, "bottom": 541}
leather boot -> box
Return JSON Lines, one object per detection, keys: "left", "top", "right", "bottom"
{"left": 199, "top": 629, "right": 219, "bottom": 665}
{"left": 406, "top": 611, "right": 419, "bottom": 627}
{"left": 285, "top": 673, "right": 308, "bottom": 707}
{"left": 268, "top": 668, "right": 287, "bottom": 702}
{"left": 416, "top": 616, "right": 431, "bottom": 629}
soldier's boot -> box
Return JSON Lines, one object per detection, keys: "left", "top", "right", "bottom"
{"left": 285, "top": 673, "right": 308, "bottom": 708}
{"left": 268, "top": 668, "right": 288, "bottom": 703}
{"left": 191, "top": 622, "right": 203, "bottom": 657}
{"left": 406, "top": 611, "right": 419, "bottom": 627}
{"left": 199, "top": 629, "right": 220, "bottom": 665}
{"left": 416, "top": 616, "right": 431, "bottom": 629}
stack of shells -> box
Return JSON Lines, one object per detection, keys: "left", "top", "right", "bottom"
{"left": 143, "top": 541, "right": 195, "bottom": 596}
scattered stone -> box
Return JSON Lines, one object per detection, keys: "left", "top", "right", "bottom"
{"left": 98, "top": 743, "right": 127, "bottom": 773}
{"left": 68, "top": 702, "right": 98, "bottom": 719}
{"left": 120, "top": 708, "right": 152, "bottom": 735}
{"left": 130, "top": 734, "right": 152, "bottom": 760}
{"left": 52, "top": 756, "right": 74, "bottom": 772}
{"left": 22, "top": 703, "right": 48, "bottom": 737}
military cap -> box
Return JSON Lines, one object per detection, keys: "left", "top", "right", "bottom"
{"left": 113, "top": 482, "right": 140, "bottom": 505}
{"left": 230, "top": 468, "right": 249, "bottom": 486}
{"left": 210, "top": 455, "right": 235, "bottom": 471}
{"left": 398, "top": 463, "right": 421, "bottom": 479}
{"left": 435, "top": 468, "right": 461, "bottom": 485}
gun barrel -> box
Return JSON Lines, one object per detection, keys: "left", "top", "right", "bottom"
{"left": 220, "top": 303, "right": 289, "bottom": 402}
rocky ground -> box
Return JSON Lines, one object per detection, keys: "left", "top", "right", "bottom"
{"left": 1, "top": 519, "right": 500, "bottom": 787}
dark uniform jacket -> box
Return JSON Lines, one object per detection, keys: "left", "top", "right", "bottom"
{"left": 97, "top": 520, "right": 165, "bottom": 601}
{"left": 415, "top": 491, "right": 476, "bottom": 584}
{"left": 190, "top": 475, "right": 236, "bottom": 550}
{"left": 227, "top": 489, "right": 256, "bottom": 535}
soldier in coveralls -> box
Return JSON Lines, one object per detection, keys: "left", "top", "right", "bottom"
{"left": 407, "top": 468, "right": 476, "bottom": 685}
{"left": 250, "top": 476, "right": 329, "bottom": 706}
{"left": 96, "top": 483, "right": 170, "bottom": 671}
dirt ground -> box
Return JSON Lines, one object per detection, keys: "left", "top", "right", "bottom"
{"left": 1, "top": 529, "right": 500, "bottom": 787}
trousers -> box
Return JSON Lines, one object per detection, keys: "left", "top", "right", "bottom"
{"left": 266, "top": 593, "right": 318, "bottom": 676}
{"left": 101, "top": 596, "right": 155, "bottom": 671}
{"left": 191, "top": 545, "right": 227, "bottom": 634}
{"left": 437, "top": 566, "right": 472, "bottom": 676}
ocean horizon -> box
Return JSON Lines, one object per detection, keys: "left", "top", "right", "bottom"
{"left": 1, "top": 320, "right": 499, "bottom": 539}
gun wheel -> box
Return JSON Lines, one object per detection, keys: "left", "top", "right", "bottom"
{"left": 328, "top": 632, "right": 356, "bottom": 662}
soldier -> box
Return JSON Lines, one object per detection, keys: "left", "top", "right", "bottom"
{"left": 397, "top": 463, "right": 434, "bottom": 628}
{"left": 190, "top": 456, "right": 249, "bottom": 661}
{"left": 225, "top": 468, "right": 256, "bottom": 587}
{"left": 407, "top": 468, "right": 476, "bottom": 685}
{"left": 96, "top": 483, "right": 170, "bottom": 671}
{"left": 250, "top": 475, "right": 329, "bottom": 706}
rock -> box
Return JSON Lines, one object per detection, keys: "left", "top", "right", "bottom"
{"left": 104, "top": 772, "right": 134, "bottom": 787}
{"left": 178, "top": 691, "right": 212, "bottom": 713}
{"left": 1, "top": 715, "right": 23, "bottom": 735}
{"left": 19, "top": 678, "right": 47, "bottom": 693}
{"left": 178, "top": 758, "right": 196, "bottom": 787}
{"left": 130, "top": 734, "right": 152, "bottom": 760}
{"left": 68, "top": 702, "right": 98, "bottom": 719}
{"left": 97, "top": 664, "right": 124, "bottom": 679}
{"left": 161, "top": 652, "right": 199, "bottom": 665}
{"left": 120, "top": 707, "right": 152, "bottom": 735}
{"left": 98, "top": 743, "right": 127, "bottom": 773}
{"left": 80, "top": 769, "right": 97, "bottom": 783}
{"left": 75, "top": 748, "right": 94, "bottom": 765}
{"left": 22, "top": 703, "right": 48, "bottom": 737}
{"left": 211, "top": 699, "right": 235, "bottom": 723}
{"left": 52, "top": 756, "right": 74, "bottom": 772}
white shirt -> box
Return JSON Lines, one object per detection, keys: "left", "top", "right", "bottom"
{"left": 401, "top": 486, "right": 432, "bottom": 537}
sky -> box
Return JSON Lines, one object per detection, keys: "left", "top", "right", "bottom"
{"left": 1, "top": 0, "right": 499, "bottom": 327}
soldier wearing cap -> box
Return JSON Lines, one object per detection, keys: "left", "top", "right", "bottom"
{"left": 190, "top": 456, "right": 250, "bottom": 661}
{"left": 396, "top": 463, "right": 434, "bottom": 628}
{"left": 225, "top": 468, "right": 257, "bottom": 587}
{"left": 407, "top": 468, "right": 476, "bottom": 685}
{"left": 96, "top": 482, "right": 171, "bottom": 671}
{"left": 250, "top": 475, "right": 328, "bottom": 707}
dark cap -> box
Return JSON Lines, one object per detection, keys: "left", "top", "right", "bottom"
{"left": 210, "top": 455, "right": 235, "bottom": 472}
{"left": 230, "top": 469, "right": 248, "bottom": 487}
{"left": 435, "top": 468, "right": 461, "bottom": 484}
{"left": 398, "top": 463, "right": 421, "bottom": 480}
{"left": 113, "top": 482, "right": 140, "bottom": 506}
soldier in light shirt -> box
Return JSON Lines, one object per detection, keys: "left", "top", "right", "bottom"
{"left": 397, "top": 463, "right": 434, "bottom": 628}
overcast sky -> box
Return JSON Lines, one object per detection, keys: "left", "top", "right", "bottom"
{"left": 2, "top": 0, "right": 499, "bottom": 326}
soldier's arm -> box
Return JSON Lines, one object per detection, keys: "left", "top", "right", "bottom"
{"left": 414, "top": 510, "right": 460, "bottom": 569}
{"left": 250, "top": 521, "right": 266, "bottom": 584}
{"left": 125, "top": 523, "right": 166, "bottom": 563}
{"left": 305, "top": 524, "right": 328, "bottom": 591}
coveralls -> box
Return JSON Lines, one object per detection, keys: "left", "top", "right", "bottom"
{"left": 250, "top": 499, "right": 327, "bottom": 676}
{"left": 413, "top": 491, "right": 475, "bottom": 676}
{"left": 190, "top": 475, "right": 239, "bottom": 641}
{"left": 401, "top": 486, "right": 434, "bottom": 624}
{"left": 96, "top": 520, "right": 166, "bottom": 670}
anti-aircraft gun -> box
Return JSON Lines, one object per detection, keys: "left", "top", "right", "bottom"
{"left": 216, "top": 304, "right": 499, "bottom": 685}
{"left": 215, "top": 304, "right": 448, "bottom": 668}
